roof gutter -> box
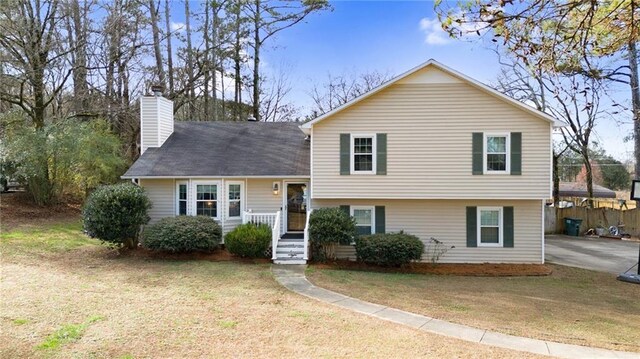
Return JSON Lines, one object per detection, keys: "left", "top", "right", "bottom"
{"left": 121, "top": 175, "right": 311, "bottom": 180}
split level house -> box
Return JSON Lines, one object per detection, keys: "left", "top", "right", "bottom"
{"left": 123, "top": 59, "right": 562, "bottom": 265}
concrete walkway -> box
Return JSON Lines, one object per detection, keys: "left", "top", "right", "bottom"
{"left": 272, "top": 265, "right": 640, "bottom": 359}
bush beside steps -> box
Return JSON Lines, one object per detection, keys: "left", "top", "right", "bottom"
{"left": 224, "top": 223, "right": 272, "bottom": 258}
{"left": 143, "top": 216, "right": 222, "bottom": 253}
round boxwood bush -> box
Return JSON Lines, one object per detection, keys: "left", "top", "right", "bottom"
{"left": 309, "top": 207, "right": 356, "bottom": 261}
{"left": 142, "top": 216, "right": 222, "bottom": 253}
{"left": 355, "top": 232, "right": 424, "bottom": 267}
{"left": 82, "top": 183, "right": 151, "bottom": 249}
{"left": 224, "top": 223, "right": 272, "bottom": 258}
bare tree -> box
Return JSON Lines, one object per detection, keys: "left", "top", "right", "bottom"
{"left": 246, "top": 0, "right": 330, "bottom": 121}
{"left": 258, "top": 65, "right": 297, "bottom": 122}
{"left": 495, "top": 56, "right": 606, "bottom": 202}
{"left": 164, "top": 0, "right": 174, "bottom": 95}
{"left": 148, "top": 0, "right": 165, "bottom": 87}
{"left": 310, "top": 70, "right": 391, "bottom": 116}
{"left": 64, "top": 0, "right": 92, "bottom": 119}
{"left": 184, "top": 0, "right": 195, "bottom": 119}
{"left": 0, "top": 0, "right": 72, "bottom": 129}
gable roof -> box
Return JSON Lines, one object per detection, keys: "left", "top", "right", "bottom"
{"left": 122, "top": 121, "right": 309, "bottom": 178}
{"left": 299, "top": 59, "right": 564, "bottom": 134}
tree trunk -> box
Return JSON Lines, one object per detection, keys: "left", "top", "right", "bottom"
{"left": 70, "top": 0, "right": 89, "bottom": 119}
{"left": 582, "top": 149, "right": 594, "bottom": 207}
{"left": 148, "top": 0, "right": 165, "bottom": 86}
{"left": 165, "top": 0, "right": 174, "bottom": 95}
{"left": 629, "top": 41, "right": 640, "bottom": 179}
{"left": 252, "top": 0, "right": 261, "bottom": 121}
{"left": 212, "top": 5, "right": 219, "bottom": 121}
{"left": 185, "top": 0, "right": 194, "bottom": 119}
{"left": 233, "top": 3, "right": 242, "bottom": 120}
{"left": 204, "top": 0, "right": 210, "bottom": 120}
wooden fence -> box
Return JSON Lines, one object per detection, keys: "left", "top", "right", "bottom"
{"left": 545, "top": 206, "right": 640, "bottom": 237}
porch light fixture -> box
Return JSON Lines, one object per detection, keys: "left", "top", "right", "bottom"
{"left": 272, "top": 182, "right": 280, "bottom": 195}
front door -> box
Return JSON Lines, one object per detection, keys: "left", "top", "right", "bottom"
{"left": 286, "top": 183, "right": 307, "bottom": 232}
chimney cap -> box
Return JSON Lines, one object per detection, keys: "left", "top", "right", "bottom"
{"left": 150, "top": 84, "right": 165, "bottom": 96}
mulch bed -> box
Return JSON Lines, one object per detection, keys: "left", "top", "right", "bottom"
{"left": 118, "top": 247, "right": 271, "bottom": 264}
{"left": 311, "top": 260, "right": 553, "bottom": 277}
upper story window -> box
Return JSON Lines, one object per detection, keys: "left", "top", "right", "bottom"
{"left": 478, "top": 207, "right": 503, "bottom": 247}
{"left": 485, "top": 133, "right": 510, "bottom": 174}
{"left": 227, "top": 182, "right": 242, "bottom": 218}
{"left": 351, "top": 134, "right": 376, "bottom": 174}
{"left": 351, "top": 206, "right": 375, "bottom": 236}
{"left": 195, "top": 183, "right": 218, "bottom": 218}
{"left": 176, "top": 181, "right": 187, "bottom": 215}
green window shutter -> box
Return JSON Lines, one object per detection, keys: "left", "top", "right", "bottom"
{"left": 466, "top": 206, "right": 477, "bottom": 247}
{"left": 511, "top": 132, "right": 522, "bottom": 175}
{"left": 340, "top": 134, "right": 350, "bottom": 175}
{"left": 503, "top": 206, "right": 514, "bottom": 248}
{"left": 375, "top": 206, "right": 385, "bottom": 234}
{"left": 472, "top": 133, "right": 483, "bottom": 175}
{"left": 376, "top": 133, "right": 387, "bottom": 175}
{"left": 340, "top": 205, "right": 350, "bottom": 216}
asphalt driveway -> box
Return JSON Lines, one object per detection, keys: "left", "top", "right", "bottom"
{"left": 545, "top": 235, "right": 639, "bottom": 274}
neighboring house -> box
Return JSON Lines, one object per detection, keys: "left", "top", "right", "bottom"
{"left": 559, "top": 182, "right": 616, "bottom": 199}
{"left": 123, "top": 59, "right": 562, "bottom": 264}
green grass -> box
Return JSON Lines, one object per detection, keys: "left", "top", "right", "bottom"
{"left": 37, "top": 315, "right": 104, "bottom": 351}
{"left": 307, "top": 266, "right": 640, "bottom": 352}
{"left": 217, "top": 320, "right": 238, "bottom": 329}
{"left": 12, "top": 319, "right": 29, "bottom": 325}
{"left": 0, "top": 221, "right": 98, "bottom": 254}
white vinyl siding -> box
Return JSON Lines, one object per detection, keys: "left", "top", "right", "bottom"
{"left": 311, "top": 67, "right": 552, "bottom": 199}
{"left": 140, "top": 96, "right": 173, "bottom": 154}
{"left": 139, "top": 179, "right": 174, "bottom": 224}
{"left": 314, "top": 199, "right": 542, "bottom": 264}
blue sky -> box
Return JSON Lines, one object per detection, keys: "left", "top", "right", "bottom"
{"left": 172, "top": 1, "right": 632, "bottom": 161}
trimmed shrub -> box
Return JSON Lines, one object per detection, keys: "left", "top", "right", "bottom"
{"left": 82, "top": 183, "right": 151, "bottom": 249}
{"left": 142, "top": 216, "right": 222, "bottom": 253}
{"left": 309, "top": 207, "right": 357, "bottom": 261}
{"left": 224, "top": 223, "right": 272, "bottom": 258}
{"left": 355, "top": 232, "right": 424, "bottom": 267}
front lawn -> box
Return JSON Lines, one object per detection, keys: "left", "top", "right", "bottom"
{"left": 307, "top": 264, "right": 640, "bottom": 353}
{"left": 0, "top": 219, "right": 540, "bottom": 358}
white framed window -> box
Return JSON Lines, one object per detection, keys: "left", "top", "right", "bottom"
{"left": 351, "top": 134, "right": 376, "bottom": 174}
{"left": 176, "top": 181, "right": 188, "bottom": 215}
{"left": 227, "top": 181, "right": 243, "bottom": 218}
{"left": 477, "top": 207, "right": 503, "bottom": 247}
{"left": 193, "top": 181, "right": 220, "bottom": 219}
{"left": 484, "top": 133, "right": 510, "bottom": 174}
{"left": 351, "top": 206, "right": 375, "bottom": 236}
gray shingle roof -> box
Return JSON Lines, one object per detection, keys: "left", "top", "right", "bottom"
{"left": 123, "top": 121, "right": 310, "bottom": 178}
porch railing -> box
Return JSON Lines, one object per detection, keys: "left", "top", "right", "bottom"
{"left": 272, "top": 211, "right": 281, "bottom": 260}
{"left": 303, "top": 208, "right": 313, "bottom": 260}
{"left": 242, "top": 211, "right": 278, "bottom": 228}
{"left": 242, "top": 211, "right": 281, "bottom": 260}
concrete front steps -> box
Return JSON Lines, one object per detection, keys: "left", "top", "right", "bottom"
{"left": 273, "top": 233, "right": 306, "bottom": 265}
